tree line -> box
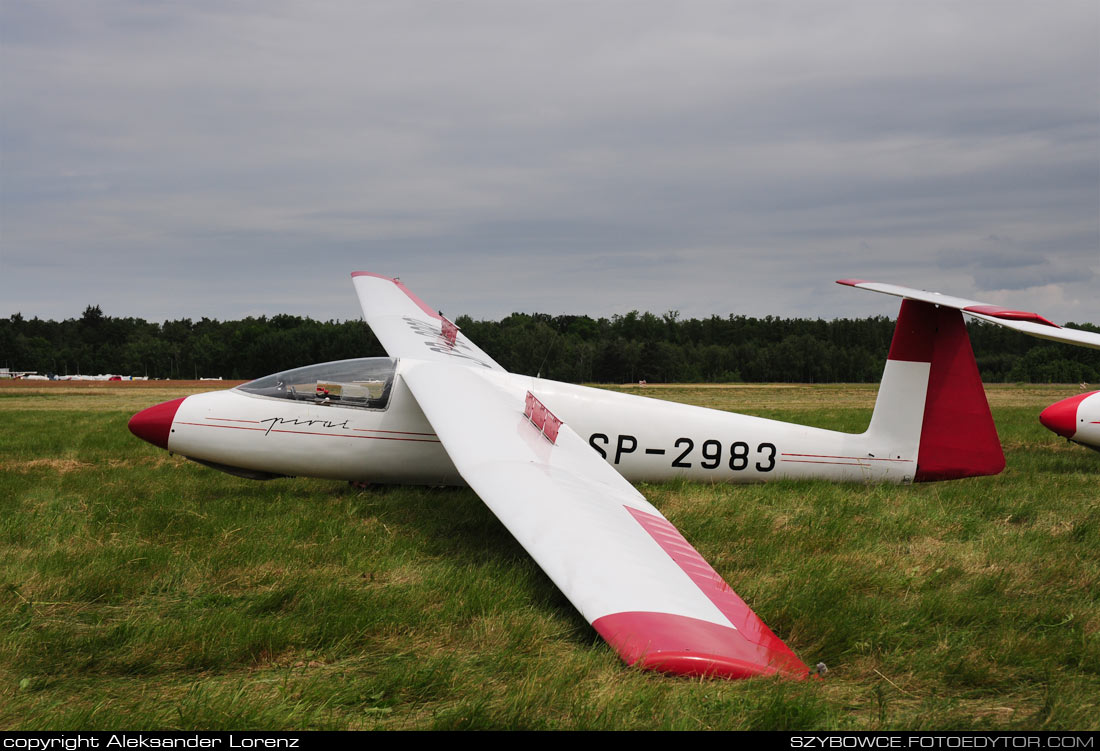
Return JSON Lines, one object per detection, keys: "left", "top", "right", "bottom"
{"left": 2, "top": 305, "right": 1098, "bottom": 384}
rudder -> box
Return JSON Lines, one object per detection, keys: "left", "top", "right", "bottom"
{"left": 889, "top": 299, "right": 1004, "bottom": 481}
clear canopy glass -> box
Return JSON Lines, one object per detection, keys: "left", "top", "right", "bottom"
{"left": 236, "top": 357, "right": 396, "bottom": 410}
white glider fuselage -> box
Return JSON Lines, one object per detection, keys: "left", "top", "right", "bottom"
{"left": 167, "top": 358, "right": 927, "bottom": 486}
{"left": 127, "top": 273, "right": 1010, "bottom": 682}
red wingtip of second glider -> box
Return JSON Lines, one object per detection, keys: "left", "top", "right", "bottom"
{"left": 1039, "top": 393, "right": 1090, "bottom": 439}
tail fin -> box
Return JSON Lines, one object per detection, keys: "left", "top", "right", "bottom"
{"left": 867, "top": 299, "right": 1004, "bottom": 482}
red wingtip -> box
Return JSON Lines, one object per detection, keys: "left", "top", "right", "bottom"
{"left": 350, "top": 271, "right": 395, "bottom": 281}
{"left": 595, "top": 506, "right": 810, "bottom": 680}
{"left": 351, "top": 272, "right": 442, "bottom": 320}
{"left": 963, "top": 305, "right": 1060, "bottom": 328}
{"left": 1039, "top": 393, "right": 1090, "bottom": 438}
{"left": 593, "top": 611, "right": 809, "bottom": 680}
{"left": 128, "top": 397, "right": 186, "bottom": 450}
{"left": 836, "top": 279, "right": 870, "bottom": 287}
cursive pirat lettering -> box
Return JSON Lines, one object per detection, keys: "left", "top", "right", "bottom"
{"left": 259, "top": 416, "right": 351, "bottom": 436}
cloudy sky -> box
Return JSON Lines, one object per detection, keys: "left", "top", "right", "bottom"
{"left": 2, "top": 1, "right": 1097, "bottom": 326}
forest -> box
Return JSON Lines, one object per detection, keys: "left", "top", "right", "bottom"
{"left": 2, "top": 304, "right": 1098, "bottom": 384}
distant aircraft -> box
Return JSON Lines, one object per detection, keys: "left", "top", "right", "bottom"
{"left": 129, "top": 273, "right": 1009, "bottom": 681}
{"left": 841, "top": 280, "right": 1100, "bottom": 454}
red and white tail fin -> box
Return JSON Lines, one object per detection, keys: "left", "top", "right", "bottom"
{"left": 865, "top": 298, "right": 1004, "bottom": 482}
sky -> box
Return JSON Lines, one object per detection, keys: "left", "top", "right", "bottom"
{"left": 2, "top": 1, "right": 1097, "bottom": 327}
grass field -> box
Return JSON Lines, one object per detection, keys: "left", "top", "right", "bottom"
{"left": 1, "top": 381, "right": 1097, "bottom": 730}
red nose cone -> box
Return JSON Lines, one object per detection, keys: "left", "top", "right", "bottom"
{"left": 1039, "top": 393, "right": 1089, "bottom": 439}
{"left": 128, "top": 397, "right": 186, "bottom": 449}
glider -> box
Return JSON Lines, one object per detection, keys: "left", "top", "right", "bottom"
{"left": 129, "top": 273, "right": 1008, "bottom": 680}
{"left": 841, "top": 280, "right": 1100, "bottom": 453}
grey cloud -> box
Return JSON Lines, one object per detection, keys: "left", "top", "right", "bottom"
{"left": 1, "top": 0, "right": 1096, "bottom": 326}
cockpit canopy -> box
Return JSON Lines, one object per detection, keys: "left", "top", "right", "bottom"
{"left": 236, "top": 357, "right": 396, "bottom": 410}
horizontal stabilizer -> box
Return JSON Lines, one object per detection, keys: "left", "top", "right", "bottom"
{"left": 839, "top": 280, "right": 1100, "bottom": 350}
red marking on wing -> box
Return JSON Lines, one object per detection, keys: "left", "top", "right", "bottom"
{"left": 351, "top": 271, "right": 442, "bottom": 320}
{"left": 593, "top": 612, "right": 807, "bottom": 680}
{"left": 441, "top": 316, "right": 459, "bottom": 345}
{"left": 963, "top": 305, "right": 1060, "bottom": 328}
{"left": 524, "top": 391, "right": 562, "bottom": 444}
{"left": 597, "top": 506, "right": 808, "bottom": 679}
{"left": 835, "top": 279, "right": 870, "bottom": 287}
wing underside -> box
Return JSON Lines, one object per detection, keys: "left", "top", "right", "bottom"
{"left": 399, "top": 360, "right": 808, "bottom": 679}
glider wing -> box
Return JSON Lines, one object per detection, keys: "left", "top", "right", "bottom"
{"left": 400, "top": 360, "right": 809, "bottom": 679}
{"left": 351, "top": 272, "right": 505, "bottom": 370}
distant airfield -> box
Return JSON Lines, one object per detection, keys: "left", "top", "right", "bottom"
{"left": 0, "top": 379, "right": 248, "bottom": 390}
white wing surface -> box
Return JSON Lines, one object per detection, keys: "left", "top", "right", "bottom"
{"left": 400, "top": 360, "right": 809, "bottom": 679}
{"left": 352, "top": 272, "right": 506, "bottom": 370}
{"left": 839, "top": 280, "right": 1100, "bottom": 350}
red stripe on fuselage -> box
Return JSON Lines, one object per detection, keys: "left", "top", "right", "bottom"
{"left": 781, "top": 459, "right": 874, "bottom": 467}
{"left": 781, "top": 453, "right": 911, "bottom": 462}
{"left": 204, "top": 417, "right": 436, "bottom": 438}
{"left": 352, "top": 428, "right": 438, "bottom": 436}
{"left": 177, "top": 421, "right": 441, "bottom": 443}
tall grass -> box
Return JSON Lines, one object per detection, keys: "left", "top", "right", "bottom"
{"left": 0, "top": 384, "right": 1096, "bottom": 729}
